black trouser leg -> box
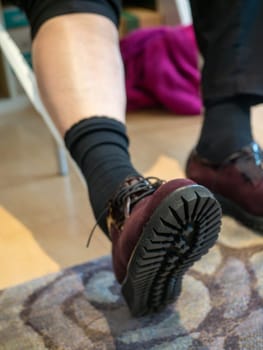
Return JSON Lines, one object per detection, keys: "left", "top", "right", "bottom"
{"left": 190, "top": 1, "right": 261, "bottom": 161}
{"left": 190, "top": 0, "right": 263, "bottom": 105}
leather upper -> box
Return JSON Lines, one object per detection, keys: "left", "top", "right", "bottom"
{"left": 107, "top": 177, "right": 195, "bottom": 283}
{"left": 186, "top": 142, "right": 263, "bottom": 216}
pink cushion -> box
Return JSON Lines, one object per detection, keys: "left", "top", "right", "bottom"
{"left": 120, "top": 25, "right": 202, "bottom": 115}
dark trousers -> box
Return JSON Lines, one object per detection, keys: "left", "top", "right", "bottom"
{"left": 190, "top": 0, "right": 263, "bottom": 105}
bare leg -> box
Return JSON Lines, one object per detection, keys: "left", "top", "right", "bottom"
{"left": 32, "top": 14, "right": 126, "bottom": 135}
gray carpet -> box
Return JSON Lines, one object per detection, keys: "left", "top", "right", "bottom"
{"left": 1, "top": 217, "right": 263, "bottom": 350}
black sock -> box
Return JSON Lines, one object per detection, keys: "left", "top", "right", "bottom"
{"left": 64, "top": 116, "right": 141, "bottom": 235}
{"left": 196, "top": 96, "right": 253, "bottom": 163}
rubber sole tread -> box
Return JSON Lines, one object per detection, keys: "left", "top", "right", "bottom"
{"left": 121, "top": 184, "right": 222, "bottom": 317}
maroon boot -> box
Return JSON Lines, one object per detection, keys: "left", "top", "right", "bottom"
{"left": 186, "top": 142, "right": 263, "bottom": 231}
{"left": 107, "top": 176, "right": 221, "bottom": 316}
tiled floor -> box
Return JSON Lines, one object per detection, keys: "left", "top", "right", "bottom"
{"left": 1, "top": 100, "right": 263, "bottom": 289}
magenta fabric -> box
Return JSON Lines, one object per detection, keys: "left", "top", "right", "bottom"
{"left": 120, "top": 25, "right": 202, "bottom": 115}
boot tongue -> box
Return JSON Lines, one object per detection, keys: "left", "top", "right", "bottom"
{"left": 107, "top": 176, "right": 164, "bottom": 231}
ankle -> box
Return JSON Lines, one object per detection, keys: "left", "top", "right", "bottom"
{"left": 196, "top": 96, "right": 253, "bottom": 162}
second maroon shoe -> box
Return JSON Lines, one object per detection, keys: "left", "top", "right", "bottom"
{"left": 107, "top": 176, "right": 221, "bottom": 317}
{"left": 186, "top": 142, "right": 263, "bottom": 232}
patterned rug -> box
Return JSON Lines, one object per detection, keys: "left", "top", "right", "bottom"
{"left": 1, "top": 217, "right": 263, "bottom": 350}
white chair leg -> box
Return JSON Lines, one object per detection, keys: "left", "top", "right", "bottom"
{"left": 175, "top": 0, "right": 192, "bottom": 25}
{"left": 57, "top": 145, "right": 69, "bottom": 176}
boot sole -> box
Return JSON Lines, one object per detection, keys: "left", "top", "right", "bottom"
{"left": 215, "top": 193, "right": 263, "bottom": 232}
{"left": 121, "top": 184, "right": 222, "bottom": 317}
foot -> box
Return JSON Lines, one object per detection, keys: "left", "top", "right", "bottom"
{"left": 107, "top": 176, "right": 221, "bottom": 316}
{"left": 186, "top": 142, "right": 263, "bottom": 231}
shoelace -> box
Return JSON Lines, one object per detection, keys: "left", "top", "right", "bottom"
{"left": 110, "top": 176, "right": 165, "bottom": 220}
{"left": 86, "top": 176, "right": 164, "bottom": 247}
